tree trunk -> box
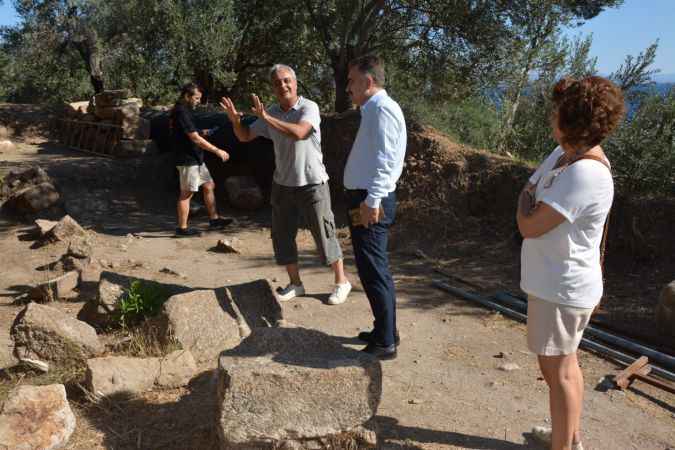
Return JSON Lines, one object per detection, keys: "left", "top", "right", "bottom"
{"left": 332, "top": 47, "right": 357, "bottom": 113}
{"left": 73, "top": 27, "right": 104, "bottom": 94}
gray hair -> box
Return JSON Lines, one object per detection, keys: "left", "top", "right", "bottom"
{"left": 270, "top": 64, "right": 296, "bottom": 81}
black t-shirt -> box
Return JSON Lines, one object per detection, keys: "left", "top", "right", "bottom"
{"left": 170, "top": 103, "right": 203, "bottom": 166}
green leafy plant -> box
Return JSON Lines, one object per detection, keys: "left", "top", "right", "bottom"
{"left": 116, "top": 280, "right": 168, "bottom": 327}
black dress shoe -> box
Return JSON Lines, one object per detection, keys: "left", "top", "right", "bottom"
{"left": 358, "top": 330, "right": 400, "bottom": 346}
{"left": 361, "top": 343, "right": 397, "bottom": 360}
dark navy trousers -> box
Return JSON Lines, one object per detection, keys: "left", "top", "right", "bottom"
{"left": 346, "top": 189, "right": 397, "bottom": 347}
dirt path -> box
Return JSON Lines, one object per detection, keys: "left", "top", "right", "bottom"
{"left": 1, "top": 141, "right": 673, "bottom": 449}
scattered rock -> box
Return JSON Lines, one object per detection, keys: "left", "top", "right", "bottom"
{"left": 43, "top": 215, "right": 87, "bottom": 244}
{"left": 225, "top": 176, "right": 265, "bottom": 210}
{"left": 156, "top": 290, "right": 242, "bottom": 366}
{"left": 59, "top": 255, "right": 91, "bottom": 273}
{"left": 66, "top": 235, "right": 93, "bottom": 259}
{"left": 215, "top": 238, "right": 241, "bottom": 254}
{"left": 408, "top": 398, "right": 424, "bottom": 405}
{"left": 656, "top": 280, "right": 675, "bottom": 339}
{"left": 29, "top": 271, "right": 79, "bottom": 302}
{"left": 0, "top": 139, "right": 15, "bottom": 153}
{"left": 160, "top": 267, "right": 184, "bottom": 277}
{"left": 0, "top": 384, "right": 76, "bottom": 450}
{"left": 35, "top": 218, "right": 58, "bottom": 236}
{"left": 497, "top": 362, "right": 520, "bottom": 372}
{"left": 11, "top": 302, "right": 104, "bottom": 365}
{"left": 216, "top": 327, "right": 381, "bottom": 449}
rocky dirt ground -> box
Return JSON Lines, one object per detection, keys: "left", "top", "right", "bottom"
{"left": 0, "top": 138, "right": 674, "bottom": 450}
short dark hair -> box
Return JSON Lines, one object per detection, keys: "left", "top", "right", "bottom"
{"left": 179, "top": 82, "right": 201, "bottom": 99}
{"left": 349, "top": 54, "right": 385, "bottom": 86}
{"left": 552, "top": 76, "right": 625, "bottom": 149}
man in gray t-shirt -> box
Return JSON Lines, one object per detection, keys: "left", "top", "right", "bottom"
{"left": 221, "top": 64, "right": 351, "bottom": 306}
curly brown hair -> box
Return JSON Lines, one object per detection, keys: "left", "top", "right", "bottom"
{"left": 552, "top": 76, "right": 625, "bottom": 150}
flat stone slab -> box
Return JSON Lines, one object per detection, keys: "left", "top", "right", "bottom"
{"left": 30, "top": 271, "right": 79, "bottom": 301}
{"left": 0, "top": 384, "right": 76, "bottom": 450}
{"left": 11, "top": 302, "right": 103, "bottom": 365}
{"left": 157, "top": 290, "right": 242, "bottom": 367}
{"left": 216, "top": 327, "right": 382, "bottom": 448}
{"left": 86, "top": 350, "right": 197, "bottom": 397}
{"left": 224, "top": 279, "right": 283, "bottom": 329}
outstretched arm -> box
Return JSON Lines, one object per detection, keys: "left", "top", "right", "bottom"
{"left": 220, "top": 97, "right": 254, "bottom": 142}
{"left": 250, "top": 94, "right": 313, "bottom": 140}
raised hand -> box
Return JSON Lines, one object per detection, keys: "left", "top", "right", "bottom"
{"left": 250, "top": 94, "right": 267, "bottom": 120}
{"left": 220, "top": 97, "right": 240, "bottom": 122}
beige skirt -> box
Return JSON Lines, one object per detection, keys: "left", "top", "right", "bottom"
{"left": 527, "top": 295, "right": 593, "bottom": 356}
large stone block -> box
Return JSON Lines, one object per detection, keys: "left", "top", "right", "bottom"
{"left": 93, "top": 89, "right": 132, "bottom": 107}
{"left": 85, "top": 350, "right": 197, "bottom": 397}
{"left": 0, "top": 324, "right": 18, "bottom": 370}
{"left": 224, "top": 279, "right": 283, "bottom": 330}
{"left": 11, "top": 302, "right": 103, "bottom": 365}
{"left": 0, "top": 384, "right": 76, "bottom": 450}
{"left": 216, "top": 327, "right": 382, "bottom": 448}
{"left": 656, "top": 280, "right": 675, "bottom": 339}
{"left": 115, "top": 139, "right": 158, "bottom": 158}
{"left": 157, "top": 290, "right": 243, "bottom": 366}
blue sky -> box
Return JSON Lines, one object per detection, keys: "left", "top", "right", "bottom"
{"left": 563, "top": 0, "right": 675, "bottom": 76}
{"left": 0, "top": 0, "right": 673, "bottom": 76}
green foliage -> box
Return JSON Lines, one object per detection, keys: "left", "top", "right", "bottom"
{"left": 604, "top": 88, "right": 675, "bottom": 196}
{"left": 116, "top": 280, "right": 168, "bottom": 328}
{"left": 403, "top": 96, "right": 501, "bottom": 151}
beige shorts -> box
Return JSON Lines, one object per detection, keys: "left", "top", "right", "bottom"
{"left": 176, "top": 164, "right": 213, "bottom": 192}
{"left": 527, "top": 295, "right": 593, "bottom": 356}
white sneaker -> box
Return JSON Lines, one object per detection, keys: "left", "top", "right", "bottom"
{"left": 276, "top": 283, "right": 305, "bottom": 302}
{"left": 327, "top": 281, "right": 352, "bottom": 305}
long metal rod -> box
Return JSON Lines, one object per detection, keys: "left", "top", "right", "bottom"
{"left": 492, "top": 292, "right": 675, "bottom": 372}
{"left": 432, "top": 280, "right": 675, "bottom": 383}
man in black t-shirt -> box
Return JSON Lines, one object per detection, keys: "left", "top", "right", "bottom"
{"left": 170, "top": 83, "right": 232, "bottom": 236}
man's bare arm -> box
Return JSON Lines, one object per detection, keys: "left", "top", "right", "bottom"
{"left": 187, "top": 132, "right": 229, "bottom": 161}
{"left": 220, "top": 97, "right": 254, "bottom": 142}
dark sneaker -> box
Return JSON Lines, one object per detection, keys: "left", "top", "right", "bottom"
{"left": 361, "top": 342, "right": 397, "bottom": 360}
{"left": 175, "top": 227, "right": 202, "bottom": 237}
{"left": 358, "top": 330, "right": 401, "bottom": 346}
{"left": 208, "top": 217, "right": 233, "bottom": 229}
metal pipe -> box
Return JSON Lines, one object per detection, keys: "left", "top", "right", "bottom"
{"left": 432, "top": 280, "right": 675, "bottom": 383}
{"left": 493, "top": 291, "right": 675, "bottom": 372}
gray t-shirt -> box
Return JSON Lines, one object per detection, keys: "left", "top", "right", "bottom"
{"left": 250, "top": 96, "right": 329, "bottom": 187}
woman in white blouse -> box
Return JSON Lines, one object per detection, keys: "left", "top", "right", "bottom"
{"left": 517, "top": 76, "right": 625, "bottom": 450}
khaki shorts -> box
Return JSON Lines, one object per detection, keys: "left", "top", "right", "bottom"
{"left": 527, "top": 295, "right": 593, "bottom": 356}
{"left": 177, "top": 164, "right": 213, "bottom": 192}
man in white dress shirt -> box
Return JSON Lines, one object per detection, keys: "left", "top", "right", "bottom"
{"left": 344, "top": 55, "right": 407, "bottom": 359}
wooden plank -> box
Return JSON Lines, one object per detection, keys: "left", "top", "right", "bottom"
{"left": 615, "top": 356, "right": 649, "bottom": 389}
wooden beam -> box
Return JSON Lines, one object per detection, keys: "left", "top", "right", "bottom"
{"left": 614, "top": 356, "right": 649, "bottom": 389}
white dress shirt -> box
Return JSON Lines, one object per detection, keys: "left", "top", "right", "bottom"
{"left": 343, "top": 90, "right": 407, "bottom": 208}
